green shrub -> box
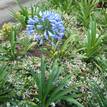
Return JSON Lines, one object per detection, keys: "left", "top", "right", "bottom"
{"left": 30, "top": 57, "right": 83, "bottom": 107}
{"left": 0, "top": 64, "right": 14, "bottom": 105}
{"left": 77, "top": 0, "right": 97, "bottom": 28}
{"left": 84, "top": 19, "right": 102, "bottom": 60}
{"left": 48, "top": 0, "right": 75, "bottom": 14}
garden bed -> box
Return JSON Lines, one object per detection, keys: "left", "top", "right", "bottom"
{"left": 0, "top": 0, "right": 107, "bottom": 107}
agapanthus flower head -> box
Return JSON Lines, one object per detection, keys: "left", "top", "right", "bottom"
{"left": 26, "top": 10, "right": 65, "bottom": 46}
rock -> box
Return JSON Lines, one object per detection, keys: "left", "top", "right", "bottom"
{"left": 0, "top": 0, "right": 41, "bottom": 26}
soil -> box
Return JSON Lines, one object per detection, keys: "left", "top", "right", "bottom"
{"left": 27, "top": 47, "right": 48, "bottom": 57}
{"left": 27, "top": 48, "right": 43, "bottom": 57}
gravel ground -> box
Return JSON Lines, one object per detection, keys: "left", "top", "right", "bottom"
{"left": 0, "top": 0, "right": 41, "bottom": 26}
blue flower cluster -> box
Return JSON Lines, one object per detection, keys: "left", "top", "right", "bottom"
{"left": 26, "top": 11, "right": 65, "bottom": 46}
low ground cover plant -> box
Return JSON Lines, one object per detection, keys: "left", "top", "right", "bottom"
{"left": 0, "top": 0, "right": 107, "bottom": 107}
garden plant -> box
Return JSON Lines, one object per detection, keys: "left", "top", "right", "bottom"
{"left": 0, "top": 0, "right": 107, "bottom": 107}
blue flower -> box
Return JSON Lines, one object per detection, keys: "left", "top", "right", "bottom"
{"left": 34, "top": 34, "right": 44, "bottom": 45}
{"left": 34, "top": 34, "right": 41, "bottom": 41}
{"left": 48, "top": 31, "right": 57, "bottom": 39}
{"left": 28, "top": 18, "right": 35, "bottom": 25}
{"left": 40, "top": 39, "right": 43, "bottom": 45}
{"left": 27, "top": 25, "right": 34, "bottom": 30}
{"left": 36, "top": 25, "right": 43, "bottom": 30}
{"left": 26, "top": 10, "right": 65, "bottom": 46}
{"left": 44, "top": 31, "right": 48, "bottom": 40}
{"left": 33, "top": 16, "right": 39, "bottom": 23}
